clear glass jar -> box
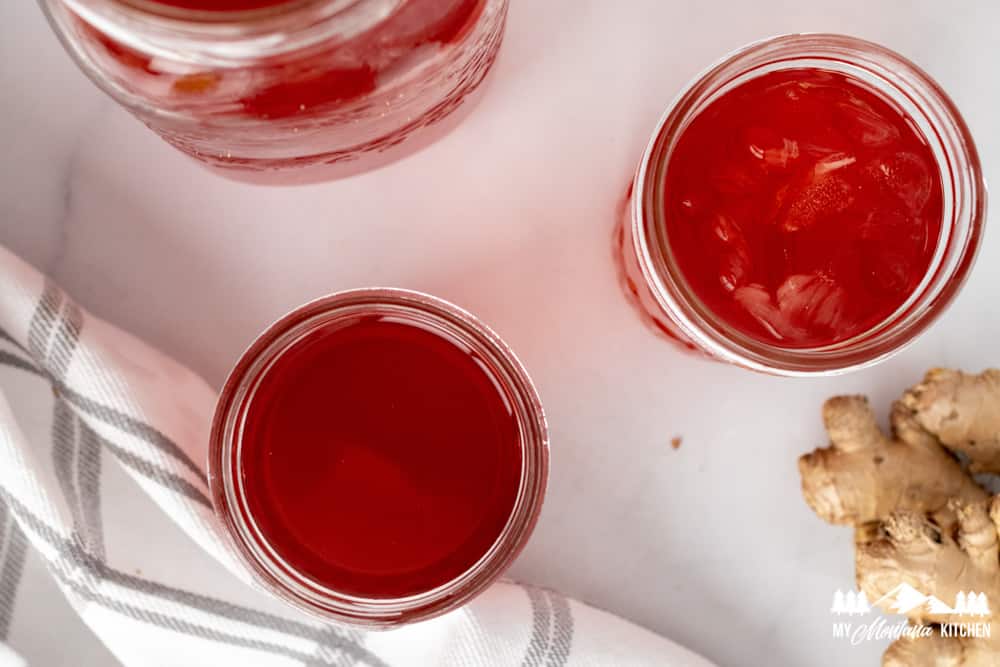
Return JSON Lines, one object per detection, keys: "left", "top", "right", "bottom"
{"left": 618, "top": 33, "right": 986, "bottom": 376}
{"left": 40, "top": 0, "right": 508, "bottom": 181}
{"left": 208, "top": 288, "right": 548, "bottom": 626}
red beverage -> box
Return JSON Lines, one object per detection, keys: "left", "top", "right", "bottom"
{"left": 235, "top": 0, "right": 486, "bottom": 120}
{"left": 240, "top": 316, "right": 521, "bottom": 598}
{"left": 663, "top": 68, "right": 942, "bottom": 347}
{"left": 211, "top": 290, "right": 548, "bottom": 624}
{"left": 44, "top": 0, "right": 505, "bottom": 177}
{"left": 620, "top": 35, "right": 985, "bottom": 375}
{"left": 78, "top": 0, "right": 485, "bottom": 118}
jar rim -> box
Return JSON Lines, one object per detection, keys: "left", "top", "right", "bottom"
{"left": 54, "top": 0, "right": 403, "bottom": 60}
{"left": 63, "top": 0, "right": 375, "bottom": 24}
{"left": 208, "top": 288, "right": 549, "bottom": 626}
{"left": 100, "top": 0, "right": 339, "bottom": 22}
{"left": 632, "top": 33, "right": 987, "bottom": 376}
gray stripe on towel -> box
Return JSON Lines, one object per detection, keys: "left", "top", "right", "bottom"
{"left": 47, "top": 300, "right": 83, "bottom": 381}
{"left": 0, "top": 510, "right": 28, "bottom": 640}
{"left": 545, "top": 591, "right": 574, "bottom": 667}
{"left": 0, "top": 354, "right": 212, "bottom": 509}
{"left": 522, "top": 585, "right": 552, "bottom": 667}
{"left": 0, "top": 489, "right": 381, "bottom": 666}
{"left": 27, "top": 281, "right": 63, "bottom": 362}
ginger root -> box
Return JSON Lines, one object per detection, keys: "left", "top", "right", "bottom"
{"left": 903, "top": 369, "right": 1000, "bottom": 473}
{"left": 800, "top": 369, "right": 1000, "bottom": 665}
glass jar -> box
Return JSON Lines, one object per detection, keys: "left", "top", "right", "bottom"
{"left": 208, "top": 288, "right": 548, "bottom": 626}
{"left": 40, "top": 0, "right": 508, "bottom": 180}
{"left": 618, "top": 33, "right": 986, "bottom": 376}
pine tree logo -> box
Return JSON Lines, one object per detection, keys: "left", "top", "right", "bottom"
{"left": 831, "top": 590, "right": 871, "bottom": 615}
{"left": 953, "top": 592, "right": 991, "bottom": 616}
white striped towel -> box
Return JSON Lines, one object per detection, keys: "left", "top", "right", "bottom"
{"left": 0, "top": 244, "right": 713, "bottom": 667}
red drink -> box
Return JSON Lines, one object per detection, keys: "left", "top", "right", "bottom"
{"left": 663, "top": 68, "right": 942, "bottom": 347}
{"left": 240, "top": 316, "right": 521, "bottom": 598}
{"left": 111, "top": 0, "right": 486, "bottom": 120}
{"left": 620, "top": 35, "right": 985, "bottom": 375}
{"left": 43, "top": 0, "right": 505, "bottom": 178}
{"left": 210, "top": 290, "right": 548, "bottom": 624}
{"left": 235, "top": 0, "right": 486, "bottom": 120}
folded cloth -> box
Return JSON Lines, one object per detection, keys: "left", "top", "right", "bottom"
{"left": 0, "top": 643, "right": 25, "bottom": 667}
{"left": 0, "top": 244, "right": 713, "bottom": 667}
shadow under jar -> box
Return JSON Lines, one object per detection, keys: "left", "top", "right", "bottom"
{"left": 40, "top": 0, "right": 508, "bottom": 181}
{"left": 209, "top": 289, "right": 548, "bottom": 626}
{"left": 618, "top": 33, "right": 986, "bottom": 376}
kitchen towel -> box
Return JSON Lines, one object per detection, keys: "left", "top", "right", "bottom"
{"left": 0, "top": 244, "right": 712, "bottom": 667}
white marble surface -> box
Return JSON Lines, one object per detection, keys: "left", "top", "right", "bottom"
{"left": 2, "top": 1, "right": 999, "bottom": 665}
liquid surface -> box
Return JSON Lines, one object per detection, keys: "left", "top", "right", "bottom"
{"left": 663, "top": 68, "right": 943, "bottom": 347}
{"left": 240, "top": 316, "right": 521, "bottom": 598}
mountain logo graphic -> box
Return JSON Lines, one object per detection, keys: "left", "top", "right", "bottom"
{"left": 831, "top": 584, "right": 991, "bottom": 617}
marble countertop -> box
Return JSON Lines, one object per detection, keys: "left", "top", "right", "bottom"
{"left": 2, "top": 1, "right": 998, "bottom": 665}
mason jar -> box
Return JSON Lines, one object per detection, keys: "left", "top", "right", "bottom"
{"left": 208, "top": 288, "right": 548, "bottom": 625}
{"left": 618, "top": 34, "right": 986, "bottom": 376}
{"left": 40, "top": 0, "right": 508, "bottom": 180}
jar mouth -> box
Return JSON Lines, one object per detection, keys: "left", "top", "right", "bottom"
{"left": 59, "top": 0, "right": 402, "bottom": 60}
{"left": 208, "top": 288, "right": 549, "bottom": 626}
{"left": 634, "top": 33, "right": 986, "bottom": 376}
{"left": 75, "top": 0, "right": 378, "bottom": 23}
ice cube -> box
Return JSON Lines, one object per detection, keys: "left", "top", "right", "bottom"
{"left": 861, "top": 247, "right": 914, "bottom": 296}
{"left": 780, "top": 167, "right": 856, "bottom": 232}
{"left": 719, "top": 249, "right": 751, "bottom": 293}
{"left": 734, "top": 276, "right": 849, "bottom": 342}
{"left": 734, "top": 284, "right": 794, "bottom": 340}
{"left": 799, "top": 142, "right": 848, "bottom": 158}
{"left": 746, "top": 126, "right": 801, "bottom": 169}
{"left": 709, "top": 213, "right": 742, "bottom": 244}
{"left": 863, "top": 152, "right": 933, "bottom": 213}
{"left": 767, "top": 139, "right": 801, "bottom": 168}
{"left": 813, "top": 153, "right": 856, "bottom": 176}
{"left": 837, "top": 100, "right": 900, "bottom": 148}
{"left": 706, "top": 213, "right": 753, "bottom": 292}
{"left": 746, "top": 126, "right": 776, "bottom": 160}
{"left": 858, "top": 207, "right": 926, "bottom": 250}
{"left": 776, "top": 273, "right": 848, "bottom": 331}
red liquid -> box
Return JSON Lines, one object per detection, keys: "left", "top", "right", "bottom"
{"left": 244, "top": 0, "right": 485, "bottom": 118}
{"left": 663, "top": 68, "right": 943, "bottom": 347}
{"left": 240, "top": 316, "right": 522, "bottom": 598}
{"left": 84, "top": 0, "right": 485, "bottom": 117}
